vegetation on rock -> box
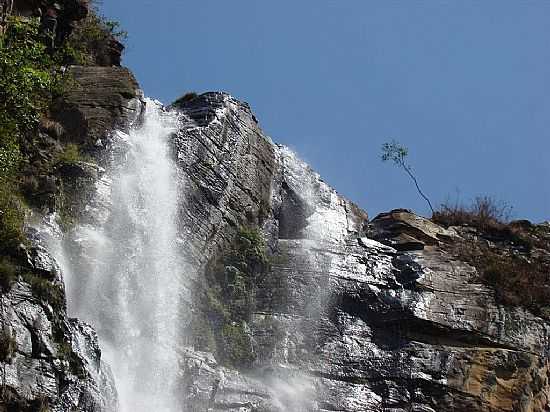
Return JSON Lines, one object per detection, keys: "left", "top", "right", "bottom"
{"left": 0, "top": 257, "right": 18, "bottom": 291}
{"left": 433, "top": 196, "right": 513, "bottom": 233}
{"left": 60, "top": 1, "right": 127, "bottom": 66}
{"left": 435, "top": 198, "right": 550, "bottom": 317}
{"left": 23, "top": 273, "right": 65, "bottom": 311}
{"left": 0, "top": 18, "right": 60, "bottom": 184}
{"left": 57, "top": 340, "right": 86, "bottom": 378}
{"left": 54, "top": 143, "right": 83, "bottom": 166}
{"left": 0, "top": 187, "right": 26, "bottom": 256}
{"left": 193, "top": 226, "right": 270, "bottom": 368}
{"left": 0, "top": 5, "right": 125, "bottom": 258}
{"left": 220, "top": 322, "right": 255, "bottom": 368}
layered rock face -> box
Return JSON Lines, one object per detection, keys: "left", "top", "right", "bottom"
{"left": 169, "top": 93, "right": 550, "bottom": 412}
{"left": 0, "top": 223, "right": 118, "bottom": 412}
{"left": 2, "top": 75, "right": 550, "bottom": 411}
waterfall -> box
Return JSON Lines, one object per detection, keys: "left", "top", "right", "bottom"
{"left": 60, "top": 99, "right": 188, "bottom": 411}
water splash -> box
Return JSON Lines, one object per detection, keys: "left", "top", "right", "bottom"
{"left": 63, "top": 100, "right": 188, "bottom": 411}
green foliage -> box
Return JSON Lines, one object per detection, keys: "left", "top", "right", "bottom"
{"left": 55, "top": 143, "right": 82, "bottom": 166}
{"left": 0, "top": 120, "right": 21, "bottom": 181}
{"left": 0, "top": 257, "right": 18, "bottom": 291}
{"left": 220, "top": 227, "right": 270, "bottom": 320}
{"left": 23, "top": 273, "right": 65, "bottom": 311}
{"left": 0, "top": 327, "right": 17, "bottom": 363}
{"left": 381, "top": 139, "right": 434, "bottom": 214}
{"left": 0, "top": 18, "right": 59, "bottom": 136}
{"left": 198, "top": 226, "right": 269, "bottom": 368}
{"left": 230, "top": 226, "right": 270, "bottom": 274}
{"left": 0, "top": 17, "right": 60, "bottom": 253}
{"left": 381, "top": 140, "right": 408, "bottom": 165}
{"left": 60, "top": 5, "right": 127, "bottom": 65}
{"left": 0, "top": 184, "right": 26, "bottom": 256}
{"left": 220, "top": 322, "right": 255, "bottom": 369}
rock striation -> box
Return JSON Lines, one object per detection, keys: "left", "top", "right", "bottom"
{"left": 2, "top": 83, "right": 550, "bottom": 412}
{"left": 0, "top": 224, "right": 117, "bottom": 412}
{"left": 53, "top": 66, "right": 143, "bottom": 149}
{"left": 169, "top": 93, "right": 550, "bottom": 412}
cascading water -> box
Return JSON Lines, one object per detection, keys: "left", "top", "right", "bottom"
{"left": 60, "top": 99, "right": 188, "bottom": 411}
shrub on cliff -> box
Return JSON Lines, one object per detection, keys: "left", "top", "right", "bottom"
{"left": 0, "top": 17, "right": 59, "bottom": 255}
{"left": 22, "top": 273, "right": 65, "bottom": 312}
{"left": 0, "top": 17, "right": 60, "bottom": 179}
{"left": 193, "top": 226, "right": 269, "bottom": 368}
{"left": 436, "top": 199, "right": 550, "bottom": 317}
{"left": 55, "top": 143, "right": 83, "bottom": 166}
{"left": 452, "top": 238, "right": 550, "bottom": 317}
{"left": 61, "top": 3, "right": 127, "bottom": 66}
{"left": 220, "top": 322, "right": 255, "bottom": 369}
{"left": 0, "top": 257, "right": 18, "bottom": 291}
{"left": 432, "top": 196, "right": 512, "bottom": 232}
{"left": 0, "top": 186, "right": 26, "bottom": 256}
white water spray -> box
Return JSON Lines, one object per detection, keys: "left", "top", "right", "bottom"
{"left": 63, "top": 100, "right": 188, "bottom": 411}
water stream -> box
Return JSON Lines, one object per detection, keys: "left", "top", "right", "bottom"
{"left": 60, "top": 100, "right": 187, "bottom": 411}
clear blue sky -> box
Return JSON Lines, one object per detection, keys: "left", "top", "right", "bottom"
{"left": 100, "top": 0, "right": 550, "bottom": 222}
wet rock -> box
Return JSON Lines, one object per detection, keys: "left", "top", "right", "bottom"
{"left": 9, "top": 88, "right": 550, "bottom": 411}
{"left": 168, "top": 93, "right": 550, "bottom": 411}
{"left": 0, "top": 232, "right": 116, "bottom": 412}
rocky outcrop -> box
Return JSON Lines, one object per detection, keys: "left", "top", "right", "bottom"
{"left": 52, "top": 66, "right": 143, "bottom": 149}
{"left": 0, "top": 224, "right": 117, "bottom": 412}
{"left": 169, "top": 93, "right": 550, "bottom": 412}
{"left": 11, "top": 0, "right": 88, "bottom": 21}
{"left": 4, "top": 82, "right": 549, "bottom": 412}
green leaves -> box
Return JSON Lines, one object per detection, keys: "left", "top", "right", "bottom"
{"left": 59, "top": 8, "right": 127, "bottom": 65}
{"left": 381, "top": 139, "right": 409, "bottom": 166}
{"left": 0, "top": 17, "right": 61, "bottom": 255}
{"left": 0, "top": 17, "right": 59, "bottom": 139}
{"left": 381, "top": 139, "right": 435, "bottom": 214}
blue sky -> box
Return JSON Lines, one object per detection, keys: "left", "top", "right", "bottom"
{"left": 100, "top": 1, "right": 550, "bottom": 222}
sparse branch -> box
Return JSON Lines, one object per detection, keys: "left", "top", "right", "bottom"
{"left": 381, "top": 140, "right": 434, "bottom": 215}
{"left": 401, "top": 163, "right": 435, "bottom": 214}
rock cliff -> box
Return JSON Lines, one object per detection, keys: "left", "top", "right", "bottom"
{"left": 2, "top": 66, "right": 550, "bottom": 412}
{"left": 0, "top": 65, "right": 141, "bottom": 411}
{"left": 169, "top": 93, "right": 550, "bottom": 412}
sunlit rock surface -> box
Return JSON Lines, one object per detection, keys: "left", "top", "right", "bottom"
{"left": 171, "top": 93, "right": 550, "bottom": 412}
{"left": 0, "top": 233, "right": 117, "bottom": 412}
{"left": 3, "top": 88, "right": 550, "bottom": 412}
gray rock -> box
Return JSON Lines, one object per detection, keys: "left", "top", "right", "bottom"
{"left": 7, "top": 89, "right": 550, "bottom": 412}
{"left": 169, "top": 93, "right": 550, "bottom": 412}
{"left": 52, "top": 66, "right": 144, "bottom": 149}
{"left": 0, "top": 239, "right": 116, "bottom": 411}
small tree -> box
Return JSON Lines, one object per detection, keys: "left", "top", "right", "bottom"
{"left": 381, "top": 140, "right": 434, "bottom": 214}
